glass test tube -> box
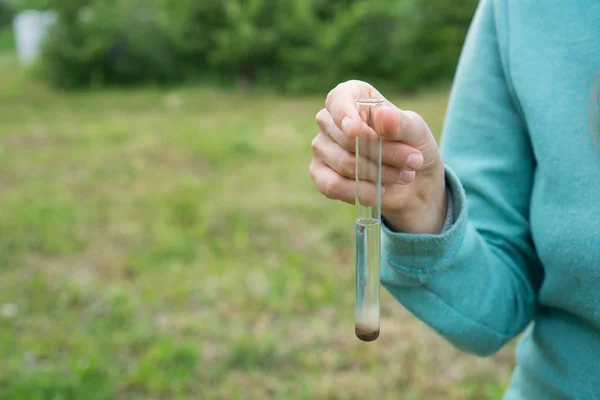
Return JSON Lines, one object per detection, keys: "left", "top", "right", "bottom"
{"left": 354, "top": 97, "right": 384, "bottom": 342}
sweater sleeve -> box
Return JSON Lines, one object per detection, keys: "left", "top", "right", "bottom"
{"left": 380, "top": 0, "right": 544, "bottom": 357}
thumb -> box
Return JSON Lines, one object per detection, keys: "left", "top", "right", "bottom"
{"left": 376, "top": 105, "right": 431, "bottom": 146}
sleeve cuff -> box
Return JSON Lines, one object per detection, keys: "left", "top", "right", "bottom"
{"left": 442, "top": 183, "right": 456, "bottom": 232}
{"left": 380, "top": 165, "right": 468, "bottom": 282}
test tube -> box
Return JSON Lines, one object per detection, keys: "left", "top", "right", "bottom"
{"left": 354, "top": 97, "right": 384, "bottom": 342}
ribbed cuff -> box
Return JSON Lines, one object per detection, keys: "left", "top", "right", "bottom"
{"left": 380, "top": 165, "right": 468, "bottom": 284}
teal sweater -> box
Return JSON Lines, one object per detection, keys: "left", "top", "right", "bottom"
{"left": 380, "top": 0, "right": 600, "bottom": 398}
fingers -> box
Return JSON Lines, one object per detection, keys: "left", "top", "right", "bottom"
{"left": 315, "top": 108, "right": 356, "bottom": 149}
{"left": 316, "top": 108, "right": 424, "bottom": 171}
{"left": 325, "top": 80, "right": 384, "bottom": 138}
{"left": 323, "top": 80, "right": 431, "bottom": 148}
{"left": 309, "top": 158, "right": 382, "bottom": 207}
{"left": 385, "top": 143, "right": 424, "bottom": 172}
{"left": 311, "top": 133, "right": 403, "bottom": 184}
{"left": 376, "top": 105, "right": 431, "bottom": 147}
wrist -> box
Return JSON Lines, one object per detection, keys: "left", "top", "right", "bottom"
{"left": 382, "top": 168, "right": 448, "bottom": 234}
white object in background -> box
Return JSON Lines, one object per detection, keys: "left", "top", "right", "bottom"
{"left": 13, "top": 10, "right": 57, "bottom": 66}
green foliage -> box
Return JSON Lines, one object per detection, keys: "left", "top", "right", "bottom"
{"left": 152, "top": 0, "right": 224, "bottom": 74}
{"left": 29, "top": 0, "right": 182, "bottom": 88}
{"left": 23, "top": 0, "right": 478, "bottom": 91}
{"left": 0, "top": 0, "right": 15, "bottom": 28}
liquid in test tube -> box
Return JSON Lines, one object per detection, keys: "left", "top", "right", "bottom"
{"left": 354, "top": 97, "right": 384, "bottom": 342}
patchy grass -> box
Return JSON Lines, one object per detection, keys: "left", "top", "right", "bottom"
{"left": 0, "top": 53, "right": 515, "bottom": 399}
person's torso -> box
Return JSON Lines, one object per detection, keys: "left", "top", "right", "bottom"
{"left": 495, "top": 0, "right": 600, "bottom": 398}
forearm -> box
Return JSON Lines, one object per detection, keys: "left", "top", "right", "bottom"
{"left": 380, "top": 166, "right": 541, "bottom": 356}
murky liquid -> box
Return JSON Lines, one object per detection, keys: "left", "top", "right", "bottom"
{"left": 355, "top": 218, "right": 380, "bottom": 342}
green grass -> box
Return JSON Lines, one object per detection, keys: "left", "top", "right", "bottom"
{"left": 0, "top": 28, "right": 13, "bottom": 52}
{"left": 0, "top": 53, "right": 515, "bottom": 399}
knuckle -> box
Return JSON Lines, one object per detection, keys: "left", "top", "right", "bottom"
{"left": 339, "top": 152, "right": 355, "bottom": 176}
{"left": 405, "top": 110, "right": 427, "bottom": 132}
{"left": 326, "top": 175, "right": 343, "bottom": 198}
{"left": 403, "top": 110, "right": 420, "bottom": 120}
{"left": 309, "top": 160, "right": 318, "bottom": 182}
{"left": 325, "top": 84, "right": 341, "bottom": 107}
{"left": 388, "top": 145, "right": 404, "bottom": 167}
{"left": 344, "top": 136, "right": 356, "bottom": 150}
{"left": 311, "top": 135, "right": 321, "bottom": 155}
{"left": 325, "top": 80, "right": 361, "bottom": 107}
{"left": 343, "top": 79, "right": 360, "bottom": 87}
{"left": 345, "top": 79, "right": 365, "bottom": 87}
{"left": 315, "top": 108, "right": 328, "bottom": 125}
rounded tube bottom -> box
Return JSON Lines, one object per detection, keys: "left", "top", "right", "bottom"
{"left": 355, "top": 323, "right": 380, "bottom": 342}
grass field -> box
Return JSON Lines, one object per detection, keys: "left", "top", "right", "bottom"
{"left": 0, "top": 49, "right": 515, "bottom": 399}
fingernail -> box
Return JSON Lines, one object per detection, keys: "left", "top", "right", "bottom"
{"left": 406, "top": 153, "right": 424, "bottom": 170}
{"left": 399, "top": 169, "right": 416, "bottom": 183}
{"left": 341, "top": 117, "right": 353, "bottom": 135}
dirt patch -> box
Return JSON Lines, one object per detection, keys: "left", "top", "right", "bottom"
{"left": 4, "top": 125, "right": 71, "bottom": 151}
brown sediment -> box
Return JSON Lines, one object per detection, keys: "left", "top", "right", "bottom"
{"left": 355, "top": 323, "right": 380, "bottom": 342}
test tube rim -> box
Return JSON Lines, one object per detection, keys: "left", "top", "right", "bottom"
{"left": 355, "top": 97, "right": 385, "bottom": 105}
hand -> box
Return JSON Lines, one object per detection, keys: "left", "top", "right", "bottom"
{"left": 309, "top": 80, "right": 448, "bottom": 234}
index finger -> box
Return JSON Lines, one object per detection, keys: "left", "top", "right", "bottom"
{"left": 325, "top": 80, "right": 387, "bottom": 138}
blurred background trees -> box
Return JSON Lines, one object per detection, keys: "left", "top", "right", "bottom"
{"left": 0, "top": 0, "right": 15, "bottom": 27}
{"left": 10, "top": 0, "right": 479, "bottom": 92}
